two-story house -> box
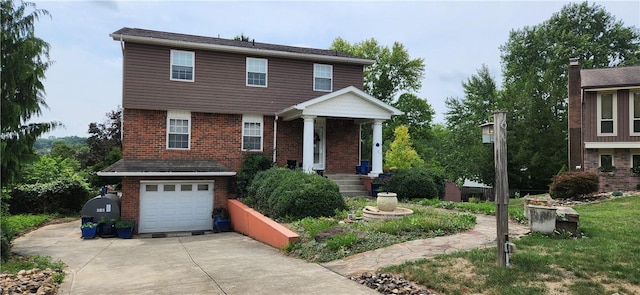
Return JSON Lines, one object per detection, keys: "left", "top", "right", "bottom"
{"left": 98, "top": 28, "right": 400, "bottom": 233}
{"left": 568, "top": 58, "right": 640, "bottom": 191}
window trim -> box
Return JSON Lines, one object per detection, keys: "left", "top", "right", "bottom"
{"left": 630, "top": 89, "right": 640, "bottom": 136}
{"left": 242, "top": 114, "right": 263, "bottom": 151}
{"left": 170, "top": 50, "right": 195, "bottom": 82}
{"left": 246, "top": 57, "right": 268, "bottom": 87}
{"left": 313, "top": 64, "right": 333, "bottom": 92}
{"left": 166, "top": 110, "right": 191, "bottom": 150}
{"left": 597, "top": 92, "right": 617, "bottom": 136}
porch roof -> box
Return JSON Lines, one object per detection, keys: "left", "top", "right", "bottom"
{"left": 97, "top": 159, "right": 236, "bottom": 177}
{"left": 276, "top": 86, "right": 402, "bottom": 121}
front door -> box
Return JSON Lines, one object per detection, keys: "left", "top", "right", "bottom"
{"left": 313, "top": 119, "right": 326, "bottom": 171}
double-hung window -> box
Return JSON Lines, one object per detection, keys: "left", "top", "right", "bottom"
{"left": 167, "top": 110, "right": 191, "bottom": 149}
{"left": 170, "top": 50, "right": 194, "bottom": 81}
{"left": 242, "top": 114, "right": 263, "bottom": 151}
{"left": 632, "top": 153, "right": 640, "bottom": 169}
{"left": 597, "top": 92, "right": 616, "bottom": 136}
{"left": 313, "top": 64, "right": 332, "bottom": 92}
{"left": 631, "top": 90, "right": 640, "bottom": 136}
{"left": 246, "top": 58, "right": 267, "bottom": 87}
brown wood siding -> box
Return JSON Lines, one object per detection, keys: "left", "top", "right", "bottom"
{"left": 583, "top": 89, "right": 639, "bottom": 142}
{"left": 122, "top": 43, "right": 364, "bottom": 115}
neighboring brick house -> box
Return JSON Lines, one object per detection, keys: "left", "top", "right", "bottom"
{"left": 98, "top": 28, "right": 400, "bottom": 233}
{"left": 567, "top": 58, "right": 640, "bottom": 191}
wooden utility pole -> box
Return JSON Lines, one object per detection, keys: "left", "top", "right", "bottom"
{"left": 494, "top": 111, "right": 509, "bottom": 266}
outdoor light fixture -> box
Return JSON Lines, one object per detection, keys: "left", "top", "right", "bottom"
{"left": 480, "top": 122, "right": 495, "bottom": 143}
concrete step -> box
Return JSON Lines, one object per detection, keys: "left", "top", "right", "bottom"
{"left": 326, "top": 174, "right": 369, "bottom": 197}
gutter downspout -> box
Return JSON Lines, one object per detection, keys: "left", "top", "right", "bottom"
{"left": 273, "top": 115, "right": 278, "bottom": 164}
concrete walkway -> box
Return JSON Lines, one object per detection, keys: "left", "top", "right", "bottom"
{"left": 322, "top": 214, "right": 530, "bottom": 276}
{"left": 12, "top": 221, "right": 378, "bottom": 295}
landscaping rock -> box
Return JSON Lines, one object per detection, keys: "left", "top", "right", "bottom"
{"left": 351, "top": 272, "right": 437, "bottom": 295}
{"left": 0, "top": 268, "right": 60, "bottom": 295}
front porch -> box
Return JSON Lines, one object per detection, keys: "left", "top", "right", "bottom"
{"left": 276, "top": 86, "right": 401, "bottom": 177}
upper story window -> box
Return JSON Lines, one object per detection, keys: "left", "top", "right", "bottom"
{"left": 313, "top": 64, "right": 332, "bottom": 92}
{"left": 170, "top": 50, "right": 194, "bottom": 82}
{"left": 246, "top": 58, "right": 267, "bottom": 87}
{"left": 597, "top": 92, "right": 617, "bottom": 136}
{"left": 167, "top": 110, "right": 191, "bottom": 149}
{"left": 631, "top": 90, "right": 640, "bottom": 136}
{"left": 242, "top": 114, "right": 263, "bottom": 151}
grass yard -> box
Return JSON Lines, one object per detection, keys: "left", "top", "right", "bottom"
{"left": 284, "top": 197, "right": 477, "bottom": 262}
{"left": 1, "top": 214, "right": 67, "bottom": 283}
{"left": 383, "top": 195, "right": 640, "bottom": 295}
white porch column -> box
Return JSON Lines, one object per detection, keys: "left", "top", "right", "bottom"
{"left": 369, "top": 119, "right": 384, "bottom": 176}
{"left": 302, "top": 115, "right": 316, "bottom": 173}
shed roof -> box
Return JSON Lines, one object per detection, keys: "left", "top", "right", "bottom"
{"left": 97, "top": 159, "right": 236, "bottom": 177}
{"left": 581, "top": 66, "right": 640, "bottom": 88}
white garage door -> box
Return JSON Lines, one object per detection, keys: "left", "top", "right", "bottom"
{"left": 139, "top": 181, "right": 214, "bottom": 233}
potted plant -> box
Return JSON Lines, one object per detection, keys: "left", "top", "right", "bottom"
{"left": 99, "top": 216, "right": 117, "bottom": 238}
{"left": 81, "top": 222, "right": 98, "bottom": 239}
{"left": 115, "top": 220, "right": 135, "bottom": 239}
{"left": 212, "top": 208, "right": 231, "bottom": 232}
{"left": 374, "top": 173, "right": 397, "bottom": 211}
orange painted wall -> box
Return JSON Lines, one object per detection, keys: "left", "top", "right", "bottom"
{"left": 227, "top": 200, "right": 300, "bottom": 249}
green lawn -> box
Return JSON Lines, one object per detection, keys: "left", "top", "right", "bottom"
{"left": 383, "top": 195, "right": 640, "bottom": 295}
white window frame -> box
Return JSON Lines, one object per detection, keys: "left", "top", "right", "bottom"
{"left": 630, "top": 89, "right": 640, "bottom": 136}
{"left": 170, "top": 50, "right": 195, "bottom": 82}
{"left": 631, "top": 149, "right": 640, "bottom": 169}
{"left": 242, "top": 114, "right": 263, "bottom": 151}
{"left": 246, "top": 57, "right": 268, "bottom": 87}
{"left": 166, "top": 110, "right": 191, "bottom": 150}
{"left": 599, "top": 150, "right": 614, "bottom": 168}
{"left": 597, "top": 92, "right": 617, "bottom": 136}
{"left": 313, "top": 64, "right": 333, "bottom": 92}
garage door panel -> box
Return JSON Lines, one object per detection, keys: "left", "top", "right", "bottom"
{"left": 139, "top": 181, "right": 214, "bottom": 233}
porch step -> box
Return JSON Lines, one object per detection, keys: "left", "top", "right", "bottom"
{"left": 326, "top": 174, "right": 369, "bottom": 197}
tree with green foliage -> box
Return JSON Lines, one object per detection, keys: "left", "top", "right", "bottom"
{"left": 1, "top": 0, "right": 59, "bottom": 186}
{"left": 385, "top": 125, "right": 424, "bottom": 169}
{"left": 500, "top": 1, "right": 640, "bottom": 190}
{"left": 330, "top": 38, "right": 429, "bottom": 163}
{"left": 75, "top": 108, "right": 122, "bottom": 187}
{"left": 444, "top": 65, "right": 499, "bottom": 184}
{"left": 330, "top": 38, "right": 425, "bottom": 103}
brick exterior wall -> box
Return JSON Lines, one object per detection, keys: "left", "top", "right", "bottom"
{"left": 584, "top": 149, "right": 640, "bottom": 191}
{"left": 121, "top": 176, "right": 230, "bottom": 233}
{"left": 568, "top": 59, "right": 583, "bottom": 171}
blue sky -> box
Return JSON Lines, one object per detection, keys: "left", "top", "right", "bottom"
{"left": 32, "top": 0, "right": 639, "bottom": 138}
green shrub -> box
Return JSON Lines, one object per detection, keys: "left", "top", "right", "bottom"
{"left": 612, "top": 190, "right": 623, "bottom": 197}
{"left": 236, "top": 153, "right": 273, "bottom": 197}
{"left": 8, "top": 179, "right": 91, "bottom": 214}
{"left": 549, "top": 171, "right": 599, "bottom": 199}
{"left": 387, "top": 167, "right": 445, "bottom": 199}
{"left": 247, "top": 168, "right": 347, "bottom": 220}
{"left": 245, "top": 167, "right": 294, "bottom": 213}
{"left": 270, "top": 171, "right": 346, "bottom": 220}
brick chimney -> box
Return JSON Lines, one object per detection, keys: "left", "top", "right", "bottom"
{"left": 568, "top": 58, "right": 582, "bottom": 171}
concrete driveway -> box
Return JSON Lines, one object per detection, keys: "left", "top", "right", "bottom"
{"left": 12, "top": 220, "right": 378, "bottom": 295}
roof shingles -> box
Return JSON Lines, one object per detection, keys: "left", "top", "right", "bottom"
{"left": 581, "top": 66, "right": 640, "bottom": 88}
{"left": 102, "top": 159, "right": 233, "bottom": 173}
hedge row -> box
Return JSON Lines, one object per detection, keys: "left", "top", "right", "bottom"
{"left": 386, "top": 167, "right": 446, "bottom": 199}
{"left": 245, "top": 168, "right": 347, "bottom": 220}
{"left": 7, "top": 179, "right": 91, "bottom": 215}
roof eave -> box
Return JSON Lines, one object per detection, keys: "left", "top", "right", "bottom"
{"left": 96, "top": 171, "right": 237, "bottom": 177}
{"left": 110, "top": 33, "right": 375, "bottom": 65}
